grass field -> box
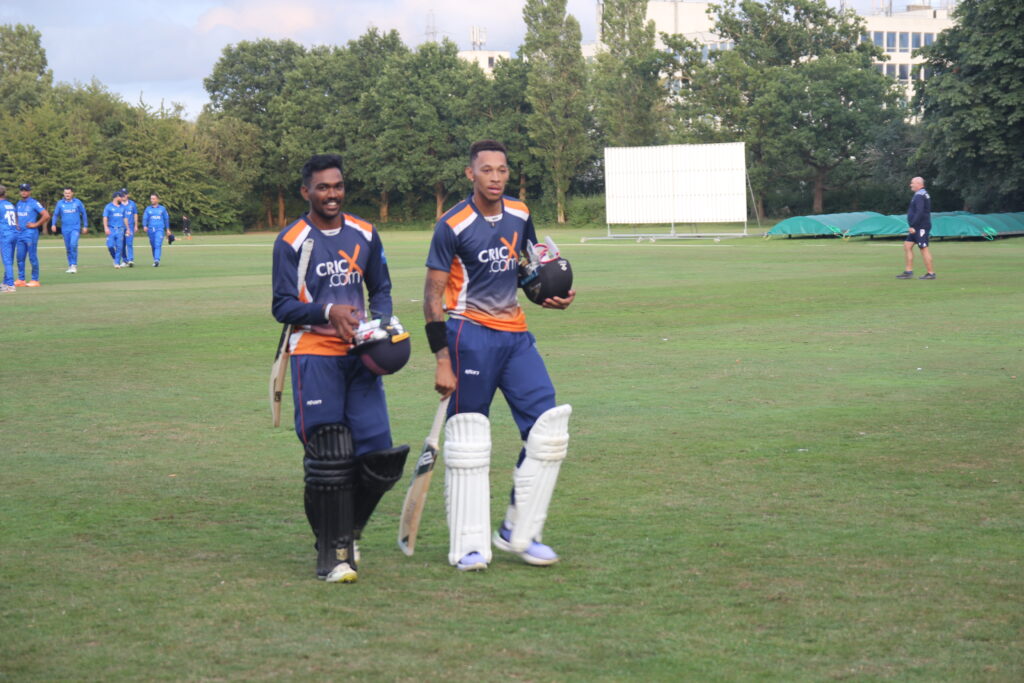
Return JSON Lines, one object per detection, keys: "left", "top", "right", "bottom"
{"left": 1, "top": 229, "right": 1021, "bottom": 680}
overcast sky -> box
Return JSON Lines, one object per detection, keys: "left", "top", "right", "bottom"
{"left": 2, "top": 0, "right": 879, "bottom": 119}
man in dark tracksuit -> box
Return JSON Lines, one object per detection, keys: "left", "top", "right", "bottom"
{"left": 897, "top": 176, "right": 936, "bottom": 280}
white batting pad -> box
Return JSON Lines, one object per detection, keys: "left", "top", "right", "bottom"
{"left": 444, "top": 412, "right": 492, "bottom": 565}
{"left": 508, "top": 404, "right": 571, "bottom": 552}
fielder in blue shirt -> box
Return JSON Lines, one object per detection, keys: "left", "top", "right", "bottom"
{"left": 103, "top": 192, "right": 130, "bottom": 268}
{"left": 15, "top": 183, "right": 50, "bottom": 286}
{"left": 51, "top": 187, "right": 89, "bottom": 274}
{"left": 120, "top": 189, "right": 139, "bottom": 267}
{"left": 142, "top": 193, "right": 172, "bottom": 266}
{"left": 0, "top": 185, "right": 18, "bottom": 293}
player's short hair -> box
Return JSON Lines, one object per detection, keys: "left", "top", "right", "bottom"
{"left": 301, "top": 154, "right": 345, "bottom": 188}
{"left": 469, "top": 140, "right": 508, "bottom": 166}
{"left": 64, "top": 186, "right": 73, "bottom": 191}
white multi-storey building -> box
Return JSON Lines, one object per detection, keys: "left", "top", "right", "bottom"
{"left": 594, "top": 1, "right": 956, "bottom": 96}
{"left": 863, "top": 2, "right": 956, "bottom": 96}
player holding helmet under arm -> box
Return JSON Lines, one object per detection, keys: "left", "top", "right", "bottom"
{"left": 272, "top": 153, "right": 409, "bottom": 583}
{"left": 423, "top": 139, "right": 576, "bottom": 572}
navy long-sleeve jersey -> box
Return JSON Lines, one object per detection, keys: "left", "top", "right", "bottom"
{"left": 271, "top": 212, "right": 394, "bottom": 356}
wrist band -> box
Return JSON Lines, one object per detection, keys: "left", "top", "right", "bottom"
{"left": 425, "top": 321, "right": 448, "bottom": 354}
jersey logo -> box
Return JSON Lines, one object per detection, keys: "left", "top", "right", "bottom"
{"left": 315, "top": 244, "right": 364, "bottom": 287}
{"left": 499, "top": 232, "right": 519, "bottom": 261}
{"left": 477, "top": 230, "right": 519, "bottom": 273}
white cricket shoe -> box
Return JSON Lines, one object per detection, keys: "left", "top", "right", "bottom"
{"left": 65, "top": 265, "right": 77, "bottom": 274}
{"left": 493, "top": 524, "right": 559, "bottom": 566}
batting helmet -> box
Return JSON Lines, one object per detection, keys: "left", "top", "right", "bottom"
{"left": 353, "top": 330, "right": 411, "bottom": 375}
{"left": 521, "top": 257, "right": 573, "bottom": 305}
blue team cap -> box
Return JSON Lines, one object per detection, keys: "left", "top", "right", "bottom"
{"left": 112, "top": 192, "right": 121, "bottom": 199}
{"left": 19, "top": 183, "right": 31, "bottom": 191}
{"left": 120, "top": 188, "right": 129, "bottom": 194}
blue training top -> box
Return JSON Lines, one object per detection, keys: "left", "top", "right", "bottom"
{"left": 143, "top": 204, "right": 170, "bottom": 230}
{"left": 103, "top": 202, "right": 130, "bottom": 232}
{"left": 1, "top": 199, "right": 16, "bottom": 230}
{"left": 53, "top": 198, "right": 88, "bottom": 231}
{"left": 907, "top": 188, "right": 931, "bottom": 230}
{"left": 16, "top": 197, "right": 45, "bottom": 229}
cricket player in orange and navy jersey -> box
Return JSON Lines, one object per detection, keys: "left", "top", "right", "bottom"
{"left": 271, "top": 154, "right": 409, "bottom": 584}
{"left": 424, "top": 140, "right": 575, "bottom": 572}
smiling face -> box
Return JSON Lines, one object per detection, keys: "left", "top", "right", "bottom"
{"left": 466, "top": 150, "right": 509, "bottom": 207}
{"left": 301, "top": 166, "right": 345, "bottom": 228}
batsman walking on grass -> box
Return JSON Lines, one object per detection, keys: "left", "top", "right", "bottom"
{"left": 423, "top": 140, "right": 576, "bottom": 572}
{"left": 271, "top": 154, "right": 410, "bottom": 584}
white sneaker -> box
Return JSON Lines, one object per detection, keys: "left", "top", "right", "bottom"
{"left": 0, "top": 284, "right": 15, "bottom": 293}
{"left": 65, "top": 266, "right": 75, "bottom": 273}
{"left": 456, "top": 551, "right": 488, "bottom": 572}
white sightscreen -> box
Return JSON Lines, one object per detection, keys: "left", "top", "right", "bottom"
{"left": 604, "top": 143, "right": 747, "bottom": 224}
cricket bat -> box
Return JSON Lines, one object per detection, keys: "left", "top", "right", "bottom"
{"left": 269, "top": 322, "right": 293, "bottom": 428}
{"left": 397, "top": 396, "right": 451, "bottom": 556}
{"left": 269, "top": 238, "right": 314, "bottom": 427}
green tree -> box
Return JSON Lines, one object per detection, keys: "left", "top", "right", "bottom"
{"left": 915, "top": 0, "right": 1024, "bottom": 211}
{"left": 592, "top": 0, "right": 665, "bottom": 147}
{"left": 334, "top": 29, "right": 410, "bottom": 221}
{"left": 117, "top": 105, "right": 236, "bottom": 230}
{"left": 0, "top": 23, "right": 53, "bottom": 112}
{"left": 464, "top": 56, "right": 542, "bottom": 201}
{"left": 194, "top": 112, "right": 263, "bottom": 227}
{"left": 350, "top": 40, "right": 481, "bottom": 221}
{"left": 204, "top": 39, "right": 306, "bottom": 227}
{"left": 522, "top": 0, "right": 590, "bottom": 223}
{"left": 756, "top": 52, "right": 903, "bottom": 213}
{"left": 680, "top": 0, "right": 890, "bottom": 216}
{"left": 712, "top": 0, "right": 869, "bottom": 67}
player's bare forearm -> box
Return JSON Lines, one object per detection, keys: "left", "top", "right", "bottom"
{"left": 424, "top": 269, "right": 455, "bottom": 396}
{"left": 423, "top": 269, "right": 448, "bottom": 323}
{"left": 434, "top": 353, "right": 456, "bottom": 397}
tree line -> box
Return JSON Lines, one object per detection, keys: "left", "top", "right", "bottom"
{"left": 0, "top": 0, "right": 1019, "bottom": 231}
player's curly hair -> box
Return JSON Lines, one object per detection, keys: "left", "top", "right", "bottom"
{"left": 301, "top": 154, "right": 345, "bottom": 188}
{"left": 469, "top": 140, "right": 508, "bottom": 165}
